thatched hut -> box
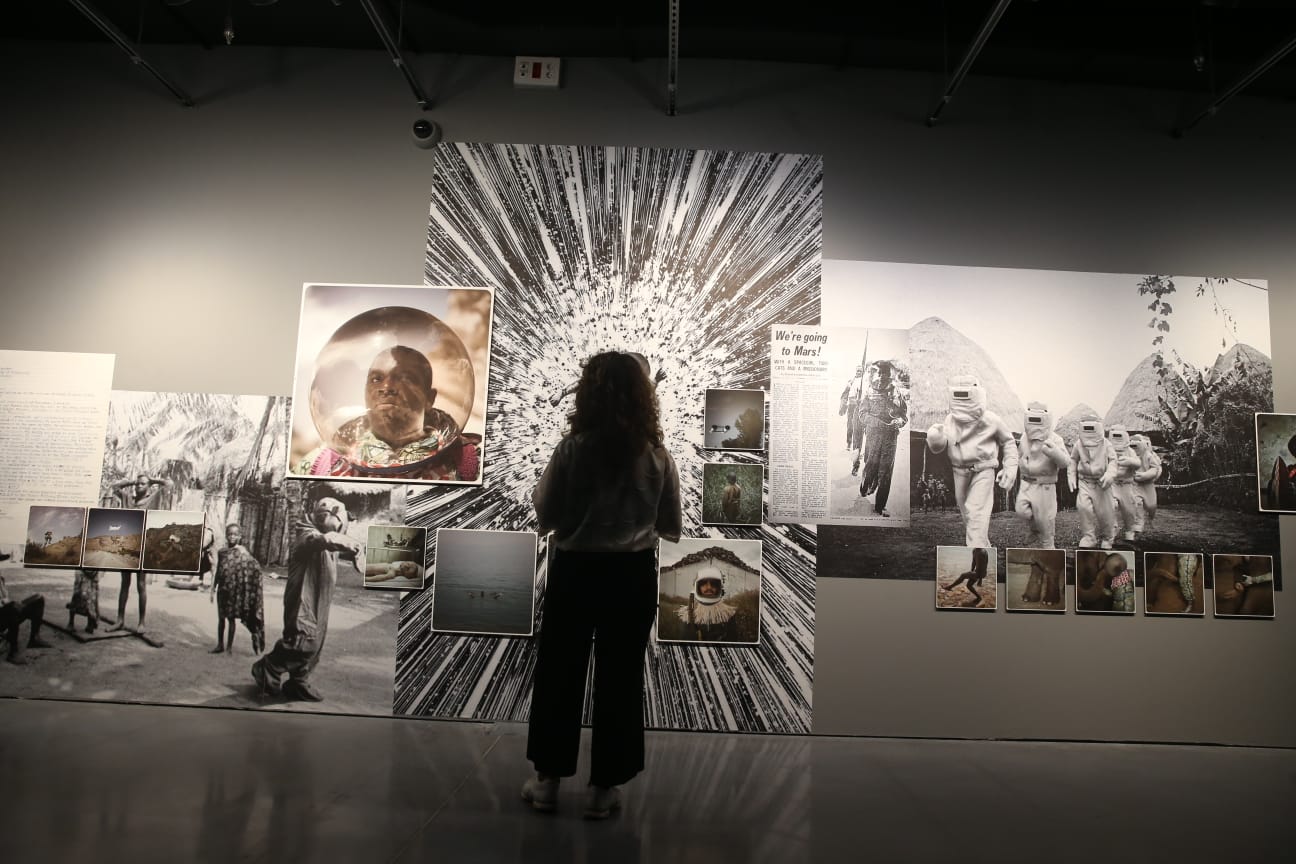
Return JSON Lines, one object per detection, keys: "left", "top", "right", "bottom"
{"left": 908, "top": 316, "right": 1024, "bottom": 432}
{"left": 1104, "top": 354, "right": 1162, "bottom": 431}
{"left": 1056, "top": 402, "right": 1101, "bottom": 449}
{"left": 660, "top": 546, "right": 760, "bottom": 600}
{"left": 1211, "top": 343, "right": 1271, "bottom": 387}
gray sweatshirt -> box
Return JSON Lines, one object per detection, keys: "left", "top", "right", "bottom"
{"left": 533, "top": 434, "right": 682, "bottom": 552}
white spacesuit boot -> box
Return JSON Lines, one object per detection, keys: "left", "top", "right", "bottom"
{"left": 1070, "top": 418, "right": 1117, "bottom": 548}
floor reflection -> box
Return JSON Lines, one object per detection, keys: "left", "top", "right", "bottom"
{"left": 2, "top": 700, "right": 1294, "bottom": 864}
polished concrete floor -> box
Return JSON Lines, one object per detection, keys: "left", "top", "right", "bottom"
{"left": 1, "top": 698, "right": 1293, "bottom": 863}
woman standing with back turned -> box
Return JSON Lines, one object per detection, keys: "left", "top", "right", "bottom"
{"left": 522, "top": 351, "right": 682, "bottom": 819}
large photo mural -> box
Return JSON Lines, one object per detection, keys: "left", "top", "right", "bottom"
{"left": 816, "top": 261, "right": 1282, "bottom": 598}
{"left": 1, "top": 391, "right": 401, "bottom": 715}
{"left": 396, "top": 143, "right": 823, "bottom": 733}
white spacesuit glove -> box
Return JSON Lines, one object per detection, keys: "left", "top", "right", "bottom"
{"left": 927, "top": 423, "right": 948, "bottom": 453}
{"left": 996, "top": 465, "right": 1017, "bottom": 489}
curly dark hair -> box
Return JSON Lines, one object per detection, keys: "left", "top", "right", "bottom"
{"left": 569, "top": 351, "right": 663, "bottom": 471}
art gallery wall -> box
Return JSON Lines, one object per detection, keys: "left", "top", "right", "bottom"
{"left": 2, "top": 40, "right": 1294, "bottom": 745}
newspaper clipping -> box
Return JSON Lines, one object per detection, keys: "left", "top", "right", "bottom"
{"left": 770, "top": 325, "right": 909, "bottom": 526}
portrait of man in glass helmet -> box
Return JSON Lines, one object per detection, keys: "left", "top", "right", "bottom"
{"left": 288, "top": 284, "right": 494, "bottom": 485}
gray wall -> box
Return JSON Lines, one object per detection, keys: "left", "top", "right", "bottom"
{"left": 3, "top": 41, "right": 1293, "bottom": 745}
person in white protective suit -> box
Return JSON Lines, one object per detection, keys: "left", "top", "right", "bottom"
{"left": 1014, "top": 402, "right": 1070, "bottom": 548}
{"left": 1068, "top": 416, "right": 1117, "bottom": 548}
{"left": 1130, "top": 434, "right": 1162, "bottom": 537}
{"left": 1108, "top": 425, "right": 1143, "bottom": 541}
{"left": 926, "top": 374, "right": 1018, "bottom": 548}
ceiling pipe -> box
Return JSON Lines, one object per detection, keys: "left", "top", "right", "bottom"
{"left": 667, "top": 0, "right": 680, "bottom": 116}
{"left": 157, "top": 0, "right": 213, "bottom": 50}
{"left": 65, "top": 0, "right": 194, "bottom": 107}
{"left": 357, "top": 0, "right": 431, "bottom": 110}
{"left": 1173, "top": 30, "right": 1296, "bottom": 137}
{"left": 926, "top": 0, "right": 1013, "bottom": 126}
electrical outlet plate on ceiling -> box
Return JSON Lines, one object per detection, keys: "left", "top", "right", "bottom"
{"left": 514, "top": 56, "right": 561, "bottom": 89}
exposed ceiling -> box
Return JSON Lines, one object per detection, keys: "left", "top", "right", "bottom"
{"left": 8, "top": 1, "right": 1296, "bottom": 115}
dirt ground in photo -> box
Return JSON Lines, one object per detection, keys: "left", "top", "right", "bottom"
{"left": 0, "top": 564, "right": 398, "bottom": 716}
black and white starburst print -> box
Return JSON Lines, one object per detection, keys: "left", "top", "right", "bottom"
{"left": 396, "top": 144, "right": 821, "bottom": 733}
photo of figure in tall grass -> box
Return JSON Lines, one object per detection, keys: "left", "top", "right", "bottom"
{"left": 701, "top": 463, "right": 762, "bottom": 526}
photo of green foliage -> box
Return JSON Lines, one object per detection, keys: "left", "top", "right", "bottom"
{"left": 701, "top": 462, "right": 763, "bottom": 525}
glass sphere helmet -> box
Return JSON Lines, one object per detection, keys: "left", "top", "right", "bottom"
{"left": 308, "top": 306, "right": 474, "bottom": 457}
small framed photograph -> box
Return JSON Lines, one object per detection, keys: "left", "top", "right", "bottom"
{"left": 364, "top": 525, "right": 428, "bottom": 591}
{"left": 1005, "top": 548, "right": 1066, "bottom": 613}
{"left": 700, "top": 462, "right": 763, "bottom": 526}
{"left": 432, "top": 528, "right": 538, "bottom": 636}
{"left": 82, "top": 508, "right": 146, "bottom": 571}
{"left": 23, "top": 505, "right": 86, "bottom": 568}
{"left": 657, "top": 537, "right": 762, "bottom": 644}
{"left": 1255, "top": 412, "right": 1296, "bottom": 513}
{"left": 1143, "top": 552, "right": 1204, "bottom": 616}
{"left": 936, "top": 546, "right": 997, "bottom": 611}
{"left": 703, "top": 388, "right": 765, "bottom": 450}
{"left": 1212, "top": 554, "right": 1275, "bottom": 619}
{"left": 1075, "top": 549, "right": 1137, "bottom": 614}
{"left": 141, "top": 510, "right": 206, "bottom": 573}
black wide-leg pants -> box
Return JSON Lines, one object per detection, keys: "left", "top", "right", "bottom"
{"left": 526, "top": 547, "right": 657, "bottom": 788}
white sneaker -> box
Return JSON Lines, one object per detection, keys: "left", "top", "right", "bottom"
{"left": 583, "top": 785, "right": 622, "bottom": 820}
{"left": 521, "top": 775, "right": 559, "bottom": 812}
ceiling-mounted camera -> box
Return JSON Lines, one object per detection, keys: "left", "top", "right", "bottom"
{"left": 412, "top": 118, "right": 441, "bottom": 150}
